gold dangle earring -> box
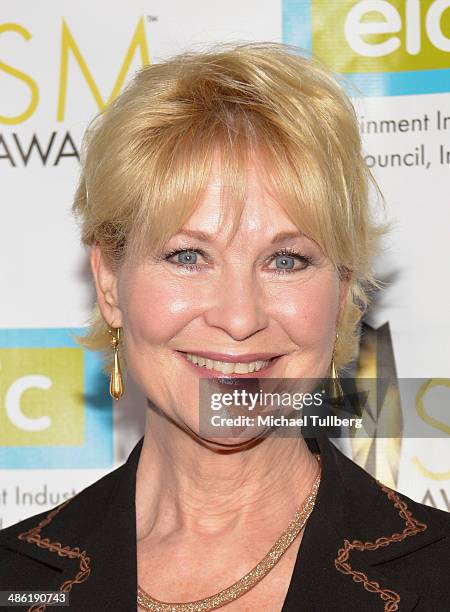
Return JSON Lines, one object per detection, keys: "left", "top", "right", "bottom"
{"left": 109, "top": 326, "right": 124, "bottom": 400}
{"left": 329, "top": 332, "right": 344, "bottom": 404}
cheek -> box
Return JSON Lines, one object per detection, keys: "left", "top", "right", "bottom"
{"left": 272, "top": 275, "right": 340, "bottom": 348}
{"left": 119, "top": 271, "right": 200, "bottom": 346}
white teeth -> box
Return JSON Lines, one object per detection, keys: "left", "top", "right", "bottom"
{"left": 214, "top": 361, "right": 234, "bottom": 374}
{"left": 234, "top": 362, "right": 250, "bottom": 374}
{"left": 184, "top": 353, "right": 272, "bottom": 373}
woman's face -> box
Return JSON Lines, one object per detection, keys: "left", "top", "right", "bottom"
{"left": 93, "top": 157, "right": 350, "bottom": 440}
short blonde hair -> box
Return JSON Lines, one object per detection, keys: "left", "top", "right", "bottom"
{"left": 73, "top": 41, "right": 386, "bottom": 373}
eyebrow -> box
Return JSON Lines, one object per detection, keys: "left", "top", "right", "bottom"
{"left": 174, "top": 229, "right": 304, "bottom": 243}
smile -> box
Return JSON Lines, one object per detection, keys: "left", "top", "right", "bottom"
{"left": 184, "top": 353, "right": 272, "bottom": 374}
{"left": 175, "top": 350, "right": 284, "bottom": 378}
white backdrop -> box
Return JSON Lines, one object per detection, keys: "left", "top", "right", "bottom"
{"left": 1, "top": 0, "right": 449, "bottom": 528}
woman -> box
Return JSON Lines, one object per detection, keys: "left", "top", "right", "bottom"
{"left": 0, "top": 42, "right": 448, "bottom": 612}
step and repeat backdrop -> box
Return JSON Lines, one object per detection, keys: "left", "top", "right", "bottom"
{"left": 1, "top": 1, "right": 449, "bottom": 528}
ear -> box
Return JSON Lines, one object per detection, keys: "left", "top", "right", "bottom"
{"left": 90, "top": 245, "right": 123, "bottom": 328}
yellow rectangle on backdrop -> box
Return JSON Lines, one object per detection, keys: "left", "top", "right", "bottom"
{"left": 312, "top": 1, "right": 450, "bottom": 74}
{"left": 0, "top": 348, "right": 84, "bottom": 446}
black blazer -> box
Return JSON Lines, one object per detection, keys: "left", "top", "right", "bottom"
{"left": 0, "top": 436, "right": 449, "bottom": 612}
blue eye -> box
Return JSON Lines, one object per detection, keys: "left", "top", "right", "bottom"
{"left": 275, "top": 255, "right": 295, "bottom": 269}
{"left": 163, "top": 247, "right": 205, "bottom": 271}
{"left": 176, "top": 250, "right": 198, "bottom": 265}
{"left": 268, "top": 248, "right": 313, "bottom": 274}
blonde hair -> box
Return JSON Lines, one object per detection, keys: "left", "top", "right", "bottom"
{"left": 73, "top": 41, "right": 386, "bottom": 373}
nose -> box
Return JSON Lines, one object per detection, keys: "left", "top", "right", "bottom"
{"left": 203, "top": 267, "right": 269, "bottom": 341}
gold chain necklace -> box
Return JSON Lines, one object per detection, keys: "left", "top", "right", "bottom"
{"left": 137, "top": 455, "right": 321, "bottom": 611}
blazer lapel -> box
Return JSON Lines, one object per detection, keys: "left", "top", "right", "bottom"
{"left": 282, "top": 435, "right": 446, "bottom": 612}
{"left": 69, "top": 438, "right": 143, "bottom": 612}
{"left": 74, "top": 438, "right": 142, "bottom": 610}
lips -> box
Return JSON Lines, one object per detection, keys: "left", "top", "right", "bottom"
{"left": 177, "top": 350, "right": 284, "bottom": 363}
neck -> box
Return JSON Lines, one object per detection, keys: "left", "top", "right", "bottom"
{"left": 135, "top": 406, "right": 320, "bottom": 541}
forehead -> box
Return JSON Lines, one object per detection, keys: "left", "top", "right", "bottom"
{"left": 181, "top": 156, "right": 299, "bottom": 242}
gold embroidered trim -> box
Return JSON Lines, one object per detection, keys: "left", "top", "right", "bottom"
{"left": 17, "top": 499, "right": 91, "bottom": 612}
{"left": 335, "top": 481, "right": 427, "bottom": 612}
